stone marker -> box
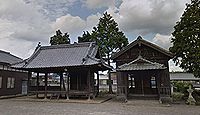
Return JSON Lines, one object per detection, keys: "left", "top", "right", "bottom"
{"left": 186, "top": 85, "right": 196, "bottom": 105}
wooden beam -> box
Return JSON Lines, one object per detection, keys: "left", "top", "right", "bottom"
{"left": 96, "top": 71, "right": 99, "bottom": 96}
{"left": 60, "top": 73, "right": 63, "bottom": 91}
{"left": 44, "top": 73, "right": 48, "bottom": 99}
{"left": 88, "top": 69, "right": 91, "bottom": 100}
{"left": 66, "top": 74, "right": 70, "bottom": 100}
{"left": 27, "top": 71, "right": 32, "bottom": 96}
{"left": 36, "top": 72, "right": 39, "bottom": 98}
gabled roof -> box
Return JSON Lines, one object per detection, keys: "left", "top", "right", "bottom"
{"left": 117, "top": 55, "right": 166, "bottom": 71}
{"left": 0, "top": 50, "right": 22, "bottom": 64}
{"left": 111, "top": 36, "right": 173, "bottom": 60}
{"left": 12, "top": 42, "right": 111, "bottom": 70}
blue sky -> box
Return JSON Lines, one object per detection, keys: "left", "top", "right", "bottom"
{"left": 0, "top": 0, "right": 190, "bottom": 71}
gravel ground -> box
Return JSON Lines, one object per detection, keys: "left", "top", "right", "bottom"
{"left": 0, "top": 99, "right": 199, "bottom": 115}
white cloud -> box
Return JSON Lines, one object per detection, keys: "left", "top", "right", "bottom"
{"left": 0, "top": 0, "right": 53, "bottom": 58}
{"left": 153, "top": 33, "right": 171, "bottom": 49}
{"left": 83, "top": 0, "right": 115, "bottom": 9}
{"left": 85, "top": 13, "right": 101, "bottom": 31}
{"left": 23, "top": 0, "right": 78, "bottom": 19}
{"left": 112, "top": 0, "right": 190, "bottom": 35}
{"left": 52, "top": 13, "right": 101, "bottom": 42}
{"left": 52, "top": 14, "right": 86, "bottom": 37}
{"left": 0, "top": 37, "right": 36, "bottom": 59}
{"left": 169, "top": 60, "right": 183, "bottom": 72}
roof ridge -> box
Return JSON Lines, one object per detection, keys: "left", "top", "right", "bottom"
{"left": 82, "top": 42, "right": 96, "bottom": 64}
{"left": 40, "top": 42, "right": 95, "bottom": 50}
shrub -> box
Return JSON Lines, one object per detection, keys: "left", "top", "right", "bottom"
{"left": 172, "top": 92, "right": 184, "bottom": 101}
{"left": 192, "top": 90, "right": 200, "bottom": 105}
{"left": 172, "top": 81, "right": 191, "bottom": 93}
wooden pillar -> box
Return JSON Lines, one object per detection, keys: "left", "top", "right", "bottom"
{"left": 27, "top": 71, "right": 32, "bottom": 96}
{"left": 44, "top": 73, "right": 48, "bottom": 99}
{"left": 60, "top": 73, "right": 63, "bottom": 91}
{"left": 157, "top": 71, "right": 161, "bottom": 98}
{"left": 66, "top": 75, "right": 70, "bottom": 100}
{"left": 96, "top": 71, "right": 99, "bottom": 96}
{"left": 125, "top": 73, "right": 128, "bottom": 101}
{"left": 88, "top": 69, "right": 91, "bottom": 100}
{"left": 36, "top": 72, "right": 39, "bottom": 98}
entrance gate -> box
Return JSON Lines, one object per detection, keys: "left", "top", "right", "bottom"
{"left": 128, "top": 72, "right": 158, "bottom": 96}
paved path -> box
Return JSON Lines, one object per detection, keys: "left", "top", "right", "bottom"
{"left": 0, "top": 99, "right": 199, "bottom": 115}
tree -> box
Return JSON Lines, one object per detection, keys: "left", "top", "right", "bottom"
{"left": 78, "top": 31, "right": 94, "bottom": 42}
{"left": 50, "top": 30, "right": 70, "bottom": 45}
{"left": 78, "top": 12, "right": 129, "bottom": 93}
{"left": 169, "top": 0, "right": 200, "bottom": 77}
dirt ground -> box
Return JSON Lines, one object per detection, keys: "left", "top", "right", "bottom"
{"left": 0, "top": 98, "right": 199, "bottom": 115}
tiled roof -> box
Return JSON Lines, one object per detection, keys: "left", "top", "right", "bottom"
{"left": 170, "top": 73, "right": 200, "bottom": 81}
{"left": 117, "top": 55, "right": 166, "bottom": 71}
{"left": 0, "top": 50, "right": 22, "bottom": 64}
{"left": 111, "top": 36, "right": 173, "bottom": 60}
{"left": 12, "top": 42, "right": 111, "bottom": 69}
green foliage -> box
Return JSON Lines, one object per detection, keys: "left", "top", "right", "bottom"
{"left": 78, "top": 12, "right": 128, "bottom": 59}
{"left": 193, "top": 90, "right": 200, "bottom": 105}
{"left": 172, "top": 92, "right": 184, "bottom": 101}
{"left": 50, "top": 30, "right": 70, "bottom": 45}
{"left": 173, "top": 81, "right": 191, "bottom": 93}
{"left": 169, "top": 0, "right": 200, "bottom": 77}
{"left": 78, "top": 31, "right": 94, "bottom": 42}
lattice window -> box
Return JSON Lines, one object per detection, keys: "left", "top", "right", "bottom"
{"left": 7, "top": 77, "right": 15, "bottom": 88}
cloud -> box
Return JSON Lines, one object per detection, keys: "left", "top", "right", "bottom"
{"left": 0, "top": 37, "right": 36, "bottom": 59}
{"left": 153, "top": 33, "right": 171, "bottom": 49}
{"left": 0, "top": 0, "right": 53, "bottom": 58}
{"left": 169, "top": 60, "right": 183, "bottom": 72}
{"left": 52, "top": 13, "right": 101, "bottom": 42}
{"left": 0, "top": 0, "right": 53, "bottom": 42}
{"left": 52, "top": 14, "right": 86, "bottom": 37}
{"left": 108, "top": 0, "right": 190, "bottom": 36}
{"left": 23, "top": 0, "right": 78, "bottom": 20}
{"left": 83, "top": 0, "right": 115, "bottom": 9}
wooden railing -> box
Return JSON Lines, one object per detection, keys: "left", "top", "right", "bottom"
{"left": 159, "top": 87, "right": 171, "bottom": 96}
{"left": 117, "top": 86, "right": 127, "bottom": 96}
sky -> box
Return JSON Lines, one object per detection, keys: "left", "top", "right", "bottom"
{"left": 0, "top": 0, "right": 190, "bottom": 71}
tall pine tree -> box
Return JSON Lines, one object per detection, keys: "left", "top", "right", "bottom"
{"left": 50, "top": 30, "right": 70, "bottom": 45}
{"left": 79, "top": 12, "right": 128, "bottom": 93}
{"left": 170, "top": 0, "right": 200, "bottom": 77}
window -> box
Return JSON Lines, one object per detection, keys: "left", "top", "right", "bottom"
{"left": 113, "top": 80, "right": 117, "bottom": 85}
{"left": 151, "top": 76, "right": 156, "bottom": 88}
{"left": 100, "top": 80, "right": 107, "bottom": 85}
{"left": 128, "top": 75, "right": 135, "bottom": 88}
{"left": 0, "top": 77, "right": 2, "bottom": 88}
{"left": 7, "top": 77, "right": 15, "bottom": 88}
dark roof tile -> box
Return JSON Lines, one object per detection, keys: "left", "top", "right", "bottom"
{"left": 0, "top": 50, "right": 22, "bottom": 64}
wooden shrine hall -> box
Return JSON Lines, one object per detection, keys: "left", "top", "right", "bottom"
{"left": 12, "top": 42, "right": 111, "bottom": 100}
{"left": 111, "top": 36, "right": 173, "bottom": 100}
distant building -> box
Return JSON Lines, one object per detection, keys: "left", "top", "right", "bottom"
{"left": 94, "top": 72, "right": 117, "bottom": 92}
{"left": 170, "top": 72, "right": 200, "bottom": 91}
{"left": 170, "top": 72, "right": 200, "bottom": 82}
{"left": 0, "top": 50, "right": 27, "bottom": 96}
